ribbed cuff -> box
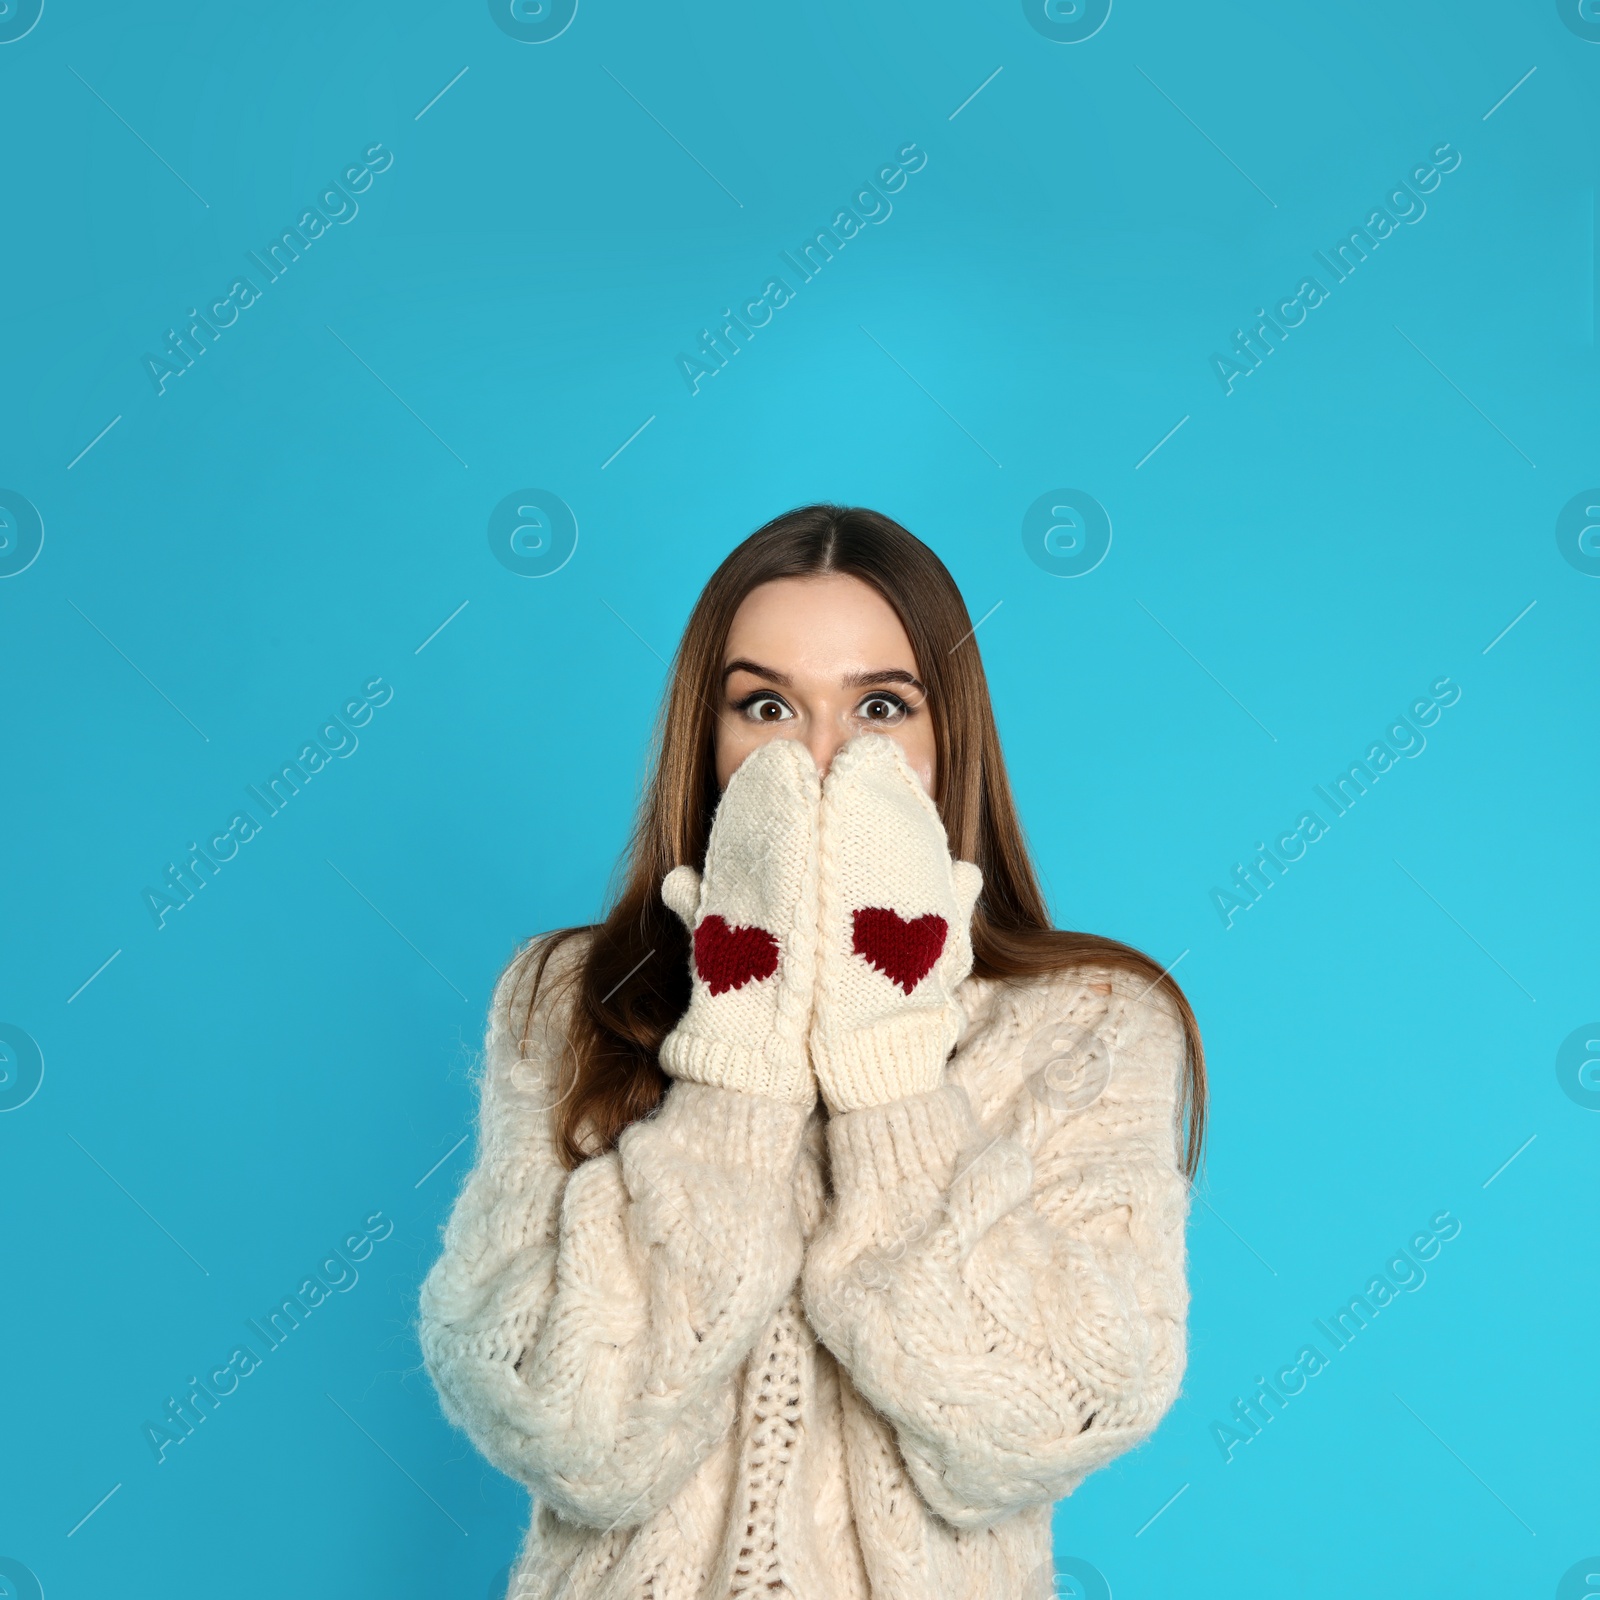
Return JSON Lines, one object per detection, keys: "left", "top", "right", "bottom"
{"left": 824, "top": 1079, "right": 982, "bottom": 1201}
{"left": 644, "top": 1075, "right": 814, "bottom": 1170}
{"left": 659, "top": 1027, "right": 814, "bottom": 1105}
{"left": 810, "top": 1008, "right": 957, "bottom": 1112}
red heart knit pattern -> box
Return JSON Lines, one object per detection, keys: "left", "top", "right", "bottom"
{"left": 851, "top": 907, "right": 948, "bottom": 995}
{"left": 693, "top": 914, "right": 780, "bottom": 996}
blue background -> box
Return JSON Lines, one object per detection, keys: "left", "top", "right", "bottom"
{"left": 2, "top": 1, "right": 1596, "bottom": 1595}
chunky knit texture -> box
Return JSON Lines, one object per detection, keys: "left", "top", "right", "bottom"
{"left": 419, "top": 934, "right": 1192, "bottom": 1599}
{"left": 810, "top": 735, "right": 985, "bottom": 1114}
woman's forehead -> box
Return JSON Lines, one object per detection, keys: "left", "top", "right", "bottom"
{"left": 723, "top": 574, "right": 916, "bottom": 670}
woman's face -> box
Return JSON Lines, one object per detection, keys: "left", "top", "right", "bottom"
{"left": 714, "top": 572, "right": 937, "bottom": 795}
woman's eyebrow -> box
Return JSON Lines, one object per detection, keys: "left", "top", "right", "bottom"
{"left": 843, "top": 668, "right": 925, "bottom": 692}
{"left": 722, "top": 658, "right": 792, "bottom": 685}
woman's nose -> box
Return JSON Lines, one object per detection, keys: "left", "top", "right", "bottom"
{"left": 805, "top": 723, "right": 848, "bottom": 780}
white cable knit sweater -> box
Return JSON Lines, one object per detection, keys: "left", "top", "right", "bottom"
{"left": 418, "top": 931, "right": 1192, "bottom": 1599}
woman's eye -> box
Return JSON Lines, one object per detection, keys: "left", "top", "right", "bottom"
{"left": 741, "top": 694, "right": 793, "bottom": 723}
{"left": 856, "top": 693, "right": 908, "bottom": 724}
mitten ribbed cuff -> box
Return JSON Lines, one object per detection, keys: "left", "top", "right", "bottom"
{"left": 824, "top": 1079, "right": 981, "bottom": 1198}
{"left": 809, "top": 1008, "right": 959, "bottom": 1113}
{"left": 659, "top": 1027, "right": 814, "bottom": 1106}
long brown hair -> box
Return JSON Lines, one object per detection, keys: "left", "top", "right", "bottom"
{"left": 510, "top": 505, "right": 1207, "bottom": 1181}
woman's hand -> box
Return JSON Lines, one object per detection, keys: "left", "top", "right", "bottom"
{"left": 658, "top": 737, "right": 823, "bottom": 1104}
{"left": 809, "top": 732, "right": 984, "bottom": 1112}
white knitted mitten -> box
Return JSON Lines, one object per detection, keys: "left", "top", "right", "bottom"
{"left": 810, "top": 733, "right": 984, "bottom": 1113}
{"left": 658, "top": 737, "right": 823, "bottom": 1104}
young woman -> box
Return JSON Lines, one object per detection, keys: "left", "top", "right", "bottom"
{"left": 419, "top": 504, "right": 1206, "bottom": 1600}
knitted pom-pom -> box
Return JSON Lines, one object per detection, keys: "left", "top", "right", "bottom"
{"left": 850, "top": 907, "right": 948, "bottom": 995}
{"left": 694, "top": 914, "right": 781, "bottom": 996}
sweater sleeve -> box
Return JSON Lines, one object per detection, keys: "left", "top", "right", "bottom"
{"left": 418, "top": 934, "right": 813, "bottom": 1530}
{"left": 799, "top": 965, "right": 1192, "bottom": 1531}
